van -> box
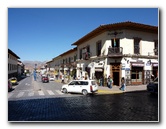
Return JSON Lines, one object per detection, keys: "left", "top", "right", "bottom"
{"left": 61, "top": 80, "right": 98, "bottom": 95}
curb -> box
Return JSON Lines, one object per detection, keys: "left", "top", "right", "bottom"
{"left": 97, "top": 90, "right": 124, "bottom": 94}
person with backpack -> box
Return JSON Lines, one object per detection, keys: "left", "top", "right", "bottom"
{"left": 107, "top": 75, "right": 113, "bottom": 89}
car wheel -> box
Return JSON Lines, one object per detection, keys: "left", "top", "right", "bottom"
{"left": 62, "top": 88, "right": 67, "bottom": 93}
{"left": 82, "top": 89, "right": 88, "bottom": 95}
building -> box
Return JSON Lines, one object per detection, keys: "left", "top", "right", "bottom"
{"left": 17, "top": 60, "right": 25, "bottom": 76}
{"left": 71, "top": 21, "right": 158, "bottom": 86}
{"left": 8, "top": 49, "right": 20, "bottom": 79}
{"left": 50, "top": 21, "right": 158, "bottom": 86}
{"left": 49, "top": 47, "right": 77, "bottom": 78}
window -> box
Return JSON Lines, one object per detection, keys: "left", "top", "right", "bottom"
{"left": 96, "top": 40, "right": 102, "bottom": 56}
{"left": 111, "top": 38, "right": 120, "bottom": 47}
{"left": 69, "top": 81, "right": 77, "bottom": 85}
{"left": 131, "top": 67, "right": 143, "bottom": 82}
{"left": 74, "top": 54, "right": 77, "bottom": 61}
{"left": 79, "top": 49, "right": 82, "bottom": 59}
{"left": 91, "top": 81, "right": 97, "bottom": 85}
{"left": 81, "top": 81, "right": 88, "bottom": 85}
{"left": 134, "top": 38, "right": 141, "bottom": 54}
{"left": 154, "top": 40, "right": 158, "bottom": 55}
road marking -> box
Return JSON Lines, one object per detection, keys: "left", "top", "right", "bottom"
{"left": 28, "top": 91, "right": 34, "bottom": 96}
{"left": 55, "top": 90, "right": 63, "bottom": 95}
{"left": 25, "top": 83, "right": 30, "bottom": 86}
{"left": 47, "top": 90, "right": 55, "bottom": 95}
{"left": 38, "top": 90, "right": 44, "bottom": 96}
{"left": 8, "top": 93, "right": 14, "bottom": 98}
{"left": 16, "top": 92, "right": 24, "bottom": 98}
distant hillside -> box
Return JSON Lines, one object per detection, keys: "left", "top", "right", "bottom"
{"left": 23, "top": 61, "right": 47, "bottom": 70}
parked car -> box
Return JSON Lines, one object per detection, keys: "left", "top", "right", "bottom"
{"left": 61, "top": 80, "right": 98, "bottom": 95}
{"left": 26, "top": 73, "right": 30, "bottom": 77}
{"left": 42, "top": 76, "right": 49, "bottom": 83}
{"left": 8, "top": 80, "right": 12, "bottom": 92}
{"left": 9, "top": 77, "right": 18, "bottom": 85}
{"left": 49, "top": 75, "right": 55, "bottom": 81}
{"left": 147, "top": 77, "right": 158, "bottom": 94}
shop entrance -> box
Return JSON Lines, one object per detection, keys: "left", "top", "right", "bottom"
{"left": 113, "top": 72, "right": 119, "bottom": 86}
{"left": 111, "top": 63, "right": 120, "bottom": 86}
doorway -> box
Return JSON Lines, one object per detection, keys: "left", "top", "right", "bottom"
{"left": 111, "top": 63, "right": 120, "bottom": 86}
{"left": 113, "top": 72, "right": 119, "bottom": 86}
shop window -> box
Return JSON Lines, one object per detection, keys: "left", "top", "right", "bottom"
{"left": 131, "top": 66, "right": 143, "bottom": 83}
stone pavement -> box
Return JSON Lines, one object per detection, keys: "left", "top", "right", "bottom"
{"left": 54, "top": 79, "right": 147, "bottom": 94}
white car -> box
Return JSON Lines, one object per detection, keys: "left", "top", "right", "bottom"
{"left": 49, "top": 75, "right": 55, "bottom": 81}
{"left": 61, "top": 80, "right": 98, "bottom": 95}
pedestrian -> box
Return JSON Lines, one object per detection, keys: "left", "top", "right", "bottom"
{"left": 99, "top": 76, "right": 103, "bottom": 86}
{"left": 107, "top": 75, "right": 113, "bottom": 89}
{"left": 119, "top": 77, "right": 126, "bottom": 91}
{"left": 33, "top": 70, "right": 37, "bottom": 81}
{"left": 151, "top": 74, "right": 155, "bottom": 81}
{"left": 77, "top": 76, "right": 80, "bottom": 80}
{"left": 61, "top": 74, "right": 64, "bottom": 83}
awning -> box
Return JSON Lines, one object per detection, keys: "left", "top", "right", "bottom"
{"left": 95, "top": 68, "right": 103, "bottom": 72}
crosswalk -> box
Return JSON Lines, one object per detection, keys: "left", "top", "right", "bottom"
{"left": 8, "top": 90, "right": 65, "bottom": 99}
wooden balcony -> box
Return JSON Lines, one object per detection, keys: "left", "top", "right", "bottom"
{"left": 107, "top": 47, "right": 123, "bottom": 57}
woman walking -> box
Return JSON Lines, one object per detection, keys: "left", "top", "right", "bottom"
{"left": 119, "top": 77, "right": 126, "bottom": 91}
{"left": 107, "top": 75, "right": 113, "bottom": 89}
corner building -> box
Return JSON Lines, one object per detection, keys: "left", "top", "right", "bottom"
{"left": 72, "top": 21, "right": 158, "bottom": 86}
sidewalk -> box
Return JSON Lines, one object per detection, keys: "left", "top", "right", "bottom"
{"left": 54, "top": 79, "right": 147, "bottom": 94}
{"left": 98, "top": 85, "right": 147, "bottom": 94}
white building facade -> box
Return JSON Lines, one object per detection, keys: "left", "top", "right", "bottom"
{"left": 72, "top": 21, "right": 158, "bottom": 86}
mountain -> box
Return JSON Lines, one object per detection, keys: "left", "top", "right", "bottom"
{"left": 23, "top": 61, "right": 47, "bottom": 70}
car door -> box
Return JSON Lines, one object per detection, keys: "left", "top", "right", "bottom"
{"left": 68, "top": 81, "right": 77, "bottom": 92}
{"left": 70, "top": 81, "right": 81, "bottom": 93}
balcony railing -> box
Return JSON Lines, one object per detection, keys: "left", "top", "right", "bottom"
{"left": 82, "top": 52, "right": 91, "bottom": 60}
{"left": 108, "top": 47, "right": 123, "bottom": 57}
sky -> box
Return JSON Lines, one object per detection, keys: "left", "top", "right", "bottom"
{"left": 8, "top": 8, "right": 158, "bottom": 62}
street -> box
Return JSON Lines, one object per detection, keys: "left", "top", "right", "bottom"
{"left": 8, "top": 76, "right": 158, "bottom": 121}
{"left": 8, "top": 75, "right": 82, "bottom": 101}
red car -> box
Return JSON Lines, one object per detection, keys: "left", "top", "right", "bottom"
{"left": 42, "top": 76, "right": 49, "bottom": 83}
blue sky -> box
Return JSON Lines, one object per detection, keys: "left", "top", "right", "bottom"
{"left": 8, "top": 8, "right": 158, "bottom": 62}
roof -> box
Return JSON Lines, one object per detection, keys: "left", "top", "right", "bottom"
{"left": 46, "top": 60, "right": 53, "bottom": 64}
{"left": 59, "top": 47, "right": 77, "bottom": 57}
{"left": 8, "top": 49, "right": 20, "bottom": 59}
{"left": 72, "top": 21, "right": 158, "bottom": 46}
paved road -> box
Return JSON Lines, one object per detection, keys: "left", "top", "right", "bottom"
{"left": 8, "top": 91, "right": 158, "bottom": 121}
{"left": 8, "top": 76, "right": 82, "bottom": 101}
{"left": 8, "top": 76, "right": 158, "bottom": 121}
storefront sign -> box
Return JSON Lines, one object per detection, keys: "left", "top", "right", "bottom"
{"left": 153, "top": 63, "right": 158, "bottom": 67}
{"left": 132, "top": 63, "right": 144, "bottom": 67}
{"left": 125, "top": 68, "right": 130, "bottom": 71}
